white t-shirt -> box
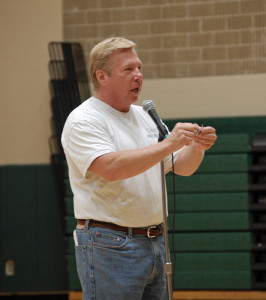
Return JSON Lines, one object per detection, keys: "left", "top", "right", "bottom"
{"left": 61, "top": 97, "right": 180, "bottom": 227}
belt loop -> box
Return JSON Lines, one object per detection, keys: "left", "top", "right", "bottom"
{"left": 84, "top": 219, "right": 90, "bottom": 230}
{"left": 128, "top": 227, "right": 133, "bottom": 238}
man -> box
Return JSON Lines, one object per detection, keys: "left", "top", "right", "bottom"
{"left": 61, "top": 37, "right": 217, "bottom": 300}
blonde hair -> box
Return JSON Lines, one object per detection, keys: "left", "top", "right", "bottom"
{"left": 89, "top": 37, "right": 136, "bottom": 90}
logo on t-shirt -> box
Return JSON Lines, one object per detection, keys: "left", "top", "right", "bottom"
{"left": 146, "top": 127, "right": 159, "bottom": 138}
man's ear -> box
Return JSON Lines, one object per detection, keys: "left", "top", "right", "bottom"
{"left": 96, "top": 70, "right": 108, "bottom": 87}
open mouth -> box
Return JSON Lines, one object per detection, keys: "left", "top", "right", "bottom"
{"left": 131, "top": 88, "right": 140, "bottom": 93}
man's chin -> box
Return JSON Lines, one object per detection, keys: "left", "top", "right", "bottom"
{"left": 131, "top": 92, "right": 141, "bottom": 102}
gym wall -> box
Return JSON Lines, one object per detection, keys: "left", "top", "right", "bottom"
{"left": 0, "top": 0, "right": 265, "bottom": 165}
{"left": 63, "top": 0, "right": 266, "bottom": 119}
{"left": 0, "top": 0, "right": 62, "bottom": 165}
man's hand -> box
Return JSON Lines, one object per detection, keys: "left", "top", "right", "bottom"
{"left": 170, "top": 124, "right": 217, "bottom": 176}
{"left": 165, "top": 122, "right": 202, "bottom": 151}
{"left": 193, "top": 126, "right": 217, "bottom": 151}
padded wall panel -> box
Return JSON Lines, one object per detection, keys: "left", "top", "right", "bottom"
{"left": 0, "top": 165, "right": 68, "bottom": 293}
{"left": 169, "top": 232, "right": 253, "bottom": 252}
{"left": 166, "top": 173, "right": 250, "bottom": 193}
{"left": 168, "top": 212, "right": 250, "bottom": 231}
{"left": 172, "top": 252, "right": 251, "bottom": 271}
{"left": 168, "top": 192, "right": 250, "bottom": 212}
{"left": 173, "top": 271, "right": 252, "bottom": 290}
{"left": 197, "top": 153, "right": 250, "bottom": 173}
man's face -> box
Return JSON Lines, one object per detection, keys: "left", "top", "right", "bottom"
{"left": 105, "top": 48, "right": 143, "bottom": 112}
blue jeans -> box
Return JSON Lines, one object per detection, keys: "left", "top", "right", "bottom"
{"left": 75, "top": 226, "right": 168, "bottom": 300}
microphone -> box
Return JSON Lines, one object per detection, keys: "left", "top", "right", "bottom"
{"left": 142, "top": 100, "right": 169, "bottom": 141}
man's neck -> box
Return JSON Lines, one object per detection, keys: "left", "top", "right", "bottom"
{"left": 94, "top": 90, "right": 131, "bottom": 113}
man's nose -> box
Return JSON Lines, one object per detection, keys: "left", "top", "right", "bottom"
{"left": 133, "top": 69, "right": 143, "bottom": 80}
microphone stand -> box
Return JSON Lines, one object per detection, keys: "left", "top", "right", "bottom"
{"left": 159, "top": 133, "right": 173, "bottom": 300}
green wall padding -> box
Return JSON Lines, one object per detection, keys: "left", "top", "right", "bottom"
{"left": 168, "top": 192, "right": 250, "bottom": 212}
{"left": 168, "top": 212, "right": 250, "bottom": 231}
{"left": 0, "top": 165, "right": 68, "bottom": 293}
{"left": 169, "top": 232, "right": 253, "bottom": 252}
{"left": 164, "top": 116, "right": 266, "bottom": 135}
{"left": 166, "top": 173, "right": 250, "bottom": 193}
{"left": 173, "top": 271, "right": 252, "bottom": 290}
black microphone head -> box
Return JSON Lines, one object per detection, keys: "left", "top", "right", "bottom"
{"left": 142, "top": 100, "right": 154, "bottom": 112}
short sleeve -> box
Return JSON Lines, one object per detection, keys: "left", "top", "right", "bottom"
{"left": 62, "top": 118, "right": 115, "bottom": 177}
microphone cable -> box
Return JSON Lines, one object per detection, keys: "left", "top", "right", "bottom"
{"left": 171, "top": 153, "right": 177, "bottom": 288}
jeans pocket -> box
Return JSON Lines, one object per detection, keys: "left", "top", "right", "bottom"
{"left": 75, "top": 244, "right": 87, "bottom": 289}
{"left": 92, "top": 228, "right": 128, "bottom": 249}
